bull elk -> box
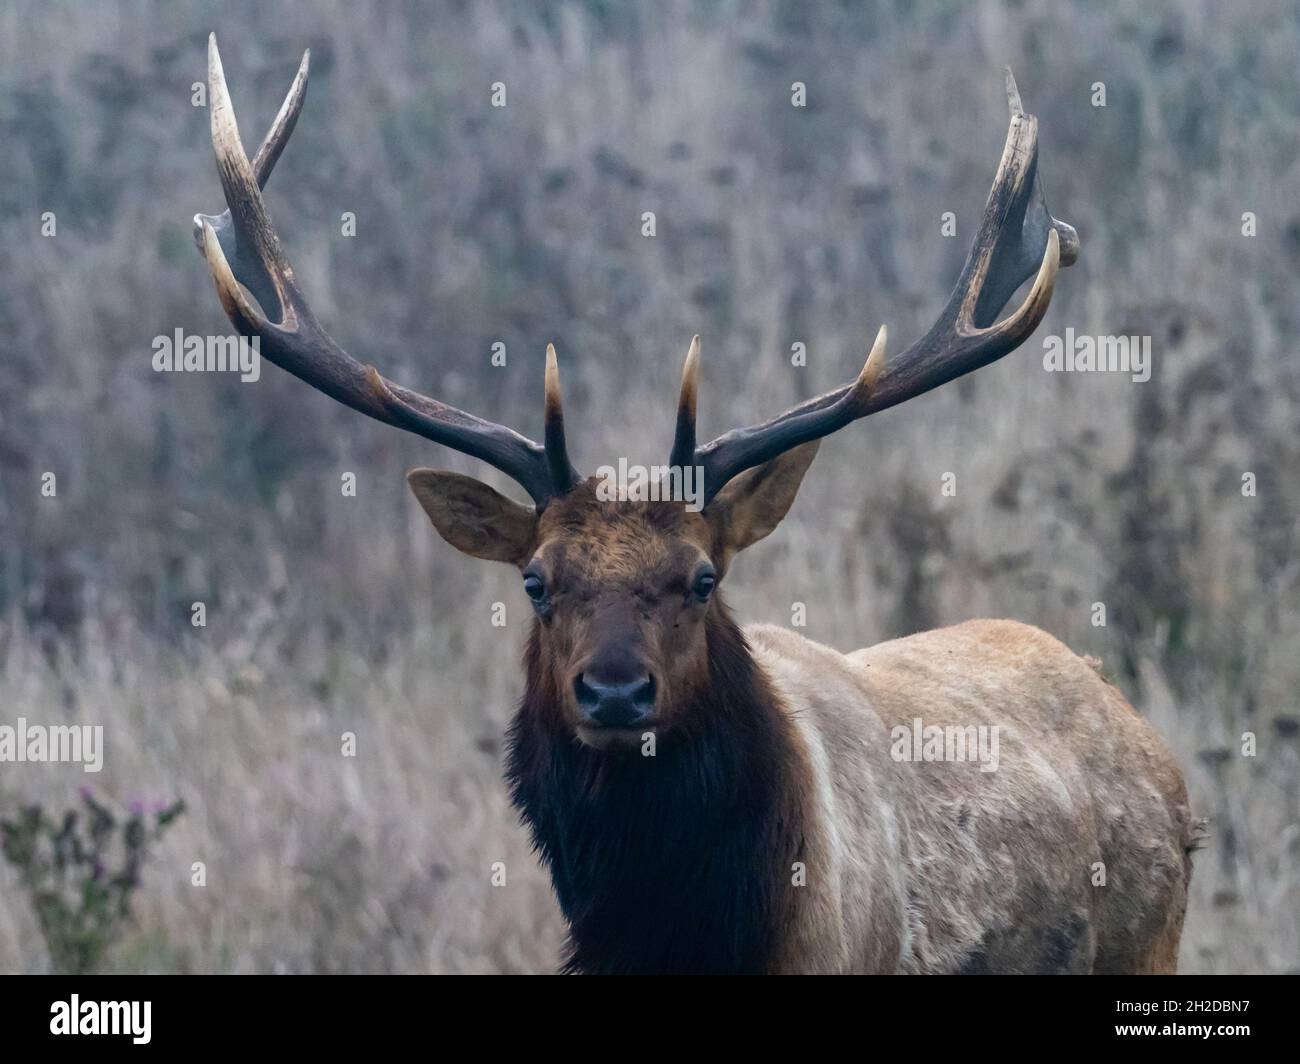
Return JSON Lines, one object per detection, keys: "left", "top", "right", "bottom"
{"left": 193, "top": 36, "right": 1196, "bottom": 974}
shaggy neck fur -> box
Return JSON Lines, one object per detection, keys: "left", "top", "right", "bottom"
{"left": 504, "top": 599, "right": 807, "bottom": 974}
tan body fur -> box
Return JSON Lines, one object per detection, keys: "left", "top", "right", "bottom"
{"left": 755, "top": 619, "right": 1193, "bottom": 974}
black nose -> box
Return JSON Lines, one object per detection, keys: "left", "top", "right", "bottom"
{"left": 575, "top": 670, "right": 656, "bottom": 728}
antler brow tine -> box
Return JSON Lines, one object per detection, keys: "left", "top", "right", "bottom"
{"left": 668, "top": 335, "right": 701, "bottom": 471}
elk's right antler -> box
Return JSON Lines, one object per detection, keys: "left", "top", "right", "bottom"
{"left": 193, "top": 35, "right": 579, "bottom": 508}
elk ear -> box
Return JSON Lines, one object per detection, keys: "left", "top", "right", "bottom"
{"left": 705, "top": 441, "right": 819, "bottom": 571}
{"left": 407, "top": 469, "right": 538, "bottom": 566}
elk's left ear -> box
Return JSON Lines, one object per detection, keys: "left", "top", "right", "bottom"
{"left": 407, "top": 469, "right": 539, "bottom": 567}
{"left": 705, "top": 441, "right": 820, "bottom": 572}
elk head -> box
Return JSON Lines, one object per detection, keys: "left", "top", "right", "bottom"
{"left": 193, "top": 36, "right": 1078, "bottom": 751}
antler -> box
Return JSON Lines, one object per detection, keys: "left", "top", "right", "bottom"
{"left": 677, "top": 69, "right": 1080, "bottom": 505}
{"left": 192, "top": 35, "right": 579, "bottom": 508}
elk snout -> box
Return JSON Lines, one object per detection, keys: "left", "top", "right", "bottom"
{"left": 574, "top": 664, "right": 656, "bottom": 730}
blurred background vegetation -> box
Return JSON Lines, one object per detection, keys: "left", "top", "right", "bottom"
{"left": 0, "top": 0, "right": 1296, "bottom": 972}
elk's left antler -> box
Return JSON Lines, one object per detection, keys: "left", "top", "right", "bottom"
{"left": 676, "top": 69, "right": 1079, "bottom": 504}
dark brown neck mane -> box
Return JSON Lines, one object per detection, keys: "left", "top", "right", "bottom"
{"left": 504, "top": 599, "right": 806, "bottom": 974}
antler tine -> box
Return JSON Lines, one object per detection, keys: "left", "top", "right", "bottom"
{"left": 1004, "top": 66, "right": 1025, "bottom": 119}
{"left": 193, "top": 40, "right": 308, "bottom": 319}
{"left": 544, "top": 344, "right": 579, "bottom": 493}
{"left": 193, "top": 36, "right": 579, "bottom": 508}
{"left": 252, "top": 47, "right": 311, "bottom": 183}
{"left": 691, "top": 72, "right": 1077, "bottom": 505}
{"left": 668, "top": 335, "right": 701, "bottom": 471}
{"left": 205, "top": 35, "right": 298, "bottom": 325}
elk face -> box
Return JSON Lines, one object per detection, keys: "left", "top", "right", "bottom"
{"left": 407, "top": 444, "right": 818, "bottom": 750}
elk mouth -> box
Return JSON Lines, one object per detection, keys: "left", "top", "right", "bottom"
{"left": 575, "top": 719, "right": 660, "bottom": 752}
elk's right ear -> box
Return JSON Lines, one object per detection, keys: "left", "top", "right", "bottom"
{"left": 407, "top": 470, "right": 539, "bottom": 567}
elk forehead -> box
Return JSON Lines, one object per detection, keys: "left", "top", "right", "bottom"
{"left": 533, "top": 482, "right": 713, "bottom": 589}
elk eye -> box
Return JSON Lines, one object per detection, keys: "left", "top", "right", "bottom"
{"left": 692, "top": 569, "right": 717, "bottom": 600}
{"left": 523, "top": 573, "right": 546, "bottom": 601}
